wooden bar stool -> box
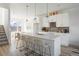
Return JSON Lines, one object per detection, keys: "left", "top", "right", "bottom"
{"left": 15, "top": 33, "right": 25, "bottom": 52}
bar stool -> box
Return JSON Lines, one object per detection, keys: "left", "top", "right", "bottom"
{"left": 15, "top": 33, "right": 25, "bottom": 52}
{"left": 15, "top": 33, "right": 21, "bottom": 49}
{"left": 24, "top": 36, "right": 34, "bottom": 55}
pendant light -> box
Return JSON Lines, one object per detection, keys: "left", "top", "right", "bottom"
{"left": 34, "top": 3, "right": 37, "bottom": 20}
{"left": 26, "top": 5, "right": 29, "bottom": 22}
{"left": 46, "top": 3, "right": 49, "bottom": 18}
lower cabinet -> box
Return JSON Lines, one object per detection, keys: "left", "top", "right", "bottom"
{"left": 24, "top": 36, "right": 52, "bottom": 56}
{"left": 23, "top": 35, "right": 61, "bottom": 56}
{"left": 61, "top": 34, "right": 69, "bottom": 46}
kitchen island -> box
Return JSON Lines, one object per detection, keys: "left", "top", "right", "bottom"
{"left": 21, "top": 32, "right": 62, "bottom": 56}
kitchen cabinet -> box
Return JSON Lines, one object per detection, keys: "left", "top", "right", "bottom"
{"left": 61, "top": 34, "right": 69, "bottom": 46}
{"left": 62, "top": 13, "right": 69, "bottom": 27}
{"left": 42, "top": 13, "right": 69, "bottom": 27}
{"left": 48, "top": 13, "right": 69, "bottom": 27}
{"left": 56, "top": 14, "right": 63, "bottom": 27}
{"left": 42, "top": 17, "right": 49, "bottom": 27}
{"left": 56, "top": 13, "right": 69, "bottom": 27}
{"left": 33, "top": 23, "right": 39, "bottom": 34}
{"left": 48, "top": 16, "right": 56, "bottom": 22}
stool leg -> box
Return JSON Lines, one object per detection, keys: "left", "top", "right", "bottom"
{"left": 16, "top": 38, "right": 19, "bottom": 49}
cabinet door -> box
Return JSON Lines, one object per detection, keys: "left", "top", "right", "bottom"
{"left": 56, "top": 13, "right": 69, "bottom": 27}
{"left": 42, "top": 17, "right": 49, "bottom": 27}
{"left": 56, "top": 14, "right": 63, "bottom": 27}
{"left": 62, "top": 13, "right": 69, "bottom": 27}
{"left": 49, "top": 16, "right": 56, "bottom": 22}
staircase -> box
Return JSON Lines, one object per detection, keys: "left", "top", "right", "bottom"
{"left": 0, "top": 25, "right": 8, "bottom": 45}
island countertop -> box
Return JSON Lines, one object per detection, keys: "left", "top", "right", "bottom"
{"left": 20, "top": 32, "right": 62, "bottom": 56}
{"left": 20, "top": 32, "right": 63, "bottom": 40}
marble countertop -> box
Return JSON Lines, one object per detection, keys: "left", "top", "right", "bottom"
{"left": 21, "top": 32, "right": 66, "bottom": 40}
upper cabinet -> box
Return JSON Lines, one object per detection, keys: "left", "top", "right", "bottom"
{"left": 62, "top": 13, "right": 69, "bottom": 27}
{"left": 42, "top": 17, "right": 49, "bottom": 27}
{"left": 56, "top": 14, "right": 63, "bottom": 27}
{"left": 48, "top": 16, "right": 56, "bottom": 22}
{"left": 56, "top": 13, "right": 69, "bottom": 27}
{"left": 41, "top": 13, "right": 69, "bottom": 27}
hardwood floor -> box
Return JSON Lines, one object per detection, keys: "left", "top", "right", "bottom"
{"left": 0, "top": 44, "right": 79, "bottom": 56}
{"left": 61, "top": 46, "right": 79, "bottom": 56}
{"left": 0, "top": 32, "right": 42, "bottom": 56}
{"left": 0, "top": 44, "right": 9, "bottom": 56}
{"left": 0, "top": 44, "right": 24, "bottom": 56}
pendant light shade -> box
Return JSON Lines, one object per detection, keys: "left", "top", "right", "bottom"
{"left": 46, "top": 3, "right": 49, "bottom": 18}
{"left": 34, "top": 3, "right": 37, "bottom": 20}
{"left": 33, "top": 3, "right": 39, "bottom": 23}
{"left": 26, "top": 5, "right": 29, "bottom": 22}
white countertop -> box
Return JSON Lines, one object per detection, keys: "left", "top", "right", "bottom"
{"left": 21, "top": 32, "right": 67, "bottom": 40}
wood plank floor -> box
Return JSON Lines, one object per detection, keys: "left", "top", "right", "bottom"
{"left": 0, "top": 44, "right": 79, "bottom": 56}
{"left": 61, "top": 46, "right": 79, "bottom": 56}
{"left": 0, "top": 44, "right": 9, "bottom": 56}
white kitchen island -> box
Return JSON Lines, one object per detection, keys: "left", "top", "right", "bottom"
{"left": 21, "top": 32, "right": 62, "bottom": 56}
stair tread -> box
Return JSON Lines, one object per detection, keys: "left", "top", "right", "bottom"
{"left": 0, "top": 37, "right": 7, "bottom": 39}
{"left": 0, "top": 35, "right": 6, "bottom": 37}
{"left": 0, "top": 25, "right": 8, "bottom": 45}
{"left": 0, "top": 33, "right": 5, "bottom": 35}
{"left": 0, "top": 37, "right": 7, "bottom": 40}
{"left": 0, "top": 33, "right": 6, "bottom": 35}
{"left": 0, "top": 39, "right": 8, "bottom": 42}
{"left": 0, "top": 41, "right": 8, "bottom": 45}
{"left": 0, "top": 36, "right": 6, "bottom": 37}
{"left": 0, "top": 30, "right": 5, "bottom": 32}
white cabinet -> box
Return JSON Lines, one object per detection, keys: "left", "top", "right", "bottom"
{"left": 56, "top": 14, "right": 63, "bottom": 27}
{"left": 42, "top": 13, "right": 69, "bottom": 27}
{"left": 61, "top": 34, "right": 69, "bottom": 46}
{"left": 33, "top": 23, "right": 39, "bottom": 34}
{"left": 56, "top": 13, "right": 69, "bottom": 27}
{"left": 62, "top": 13, "right": 69, "bottom": 27}
{"left": 48, "top": 16, "right": 56, "bottom": 22}
{"left": 42, "top": 17, "right": 49, "bottom": 27}
{"left": 23, "top": 34, "right": 61, "bottom": 56}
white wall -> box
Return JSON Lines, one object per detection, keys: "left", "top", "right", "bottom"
{"left": 0, "top": 3, "right": 9, "bottom": 9}
{"left": 0, "top": 4, "right": 10, "bottom": 44}
{"left": 69, "top": 7, "right": 79, "bottom": 48}
{"left": 3, "top": 8, "right": 11, "bottom": 44}
{"left": 10, "top": 4, "right": 35, "bottom": 33}
{"left": 0, "top": 8, "right": 4, "bottom": 25}
{"left": 62, "top": 7, "right": 79, "bottom": 48}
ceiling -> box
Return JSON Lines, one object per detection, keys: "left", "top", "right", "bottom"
{"left": 10, "top": 3, "right": 79, "bottom": 17}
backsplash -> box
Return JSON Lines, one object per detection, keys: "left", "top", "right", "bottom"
{"left": 42, "top": 22, "right": 69, "bottom": 33}
{"left": 42, "top": 27, "right": 69, "bottom": 33}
